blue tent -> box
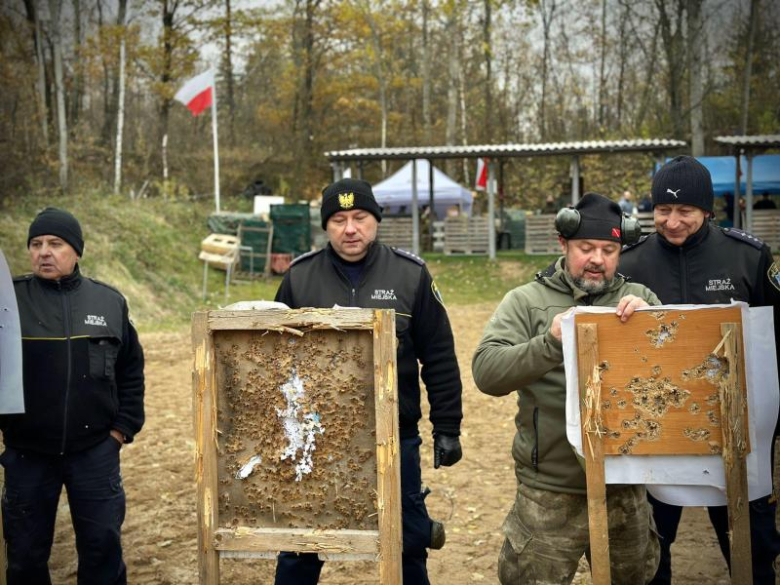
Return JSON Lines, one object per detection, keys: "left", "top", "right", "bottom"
{"left": 692, "top": 155, "right": 780, "bottom": 196}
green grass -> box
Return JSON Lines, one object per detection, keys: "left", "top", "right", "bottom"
{"left": 425, "top": 251, "right": 557, "bottom": 305}
{"left": 0, "top": 193, "right": 559, "bottom": 330}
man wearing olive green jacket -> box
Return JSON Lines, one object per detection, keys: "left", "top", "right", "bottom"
{"left": 472, "top": 192, "right": 660, "bottom": 585}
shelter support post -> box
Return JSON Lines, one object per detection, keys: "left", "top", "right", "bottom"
{"left": 488, "top": 160, "right": 497, "bottom": 260}
{"left": 570, "top": 156, "right": 581, "bottom": 206}
{"left": 358, "top": 161, "right": 364, "bottom": 180}
{"left": 331, "top": 162, "right": 343, "bottom": 182}
{"left": 577, "top": 323, "right": 610, "bottom": 585}
{"left": 412, "top": 160, "right": 420, "bottom": 256}
{"left": 734, "top": 153, "right": 742, "bottom": 230}
{"left": 746, "top": 154, "right": 754, "bottom": 234}
{"left": 428, "top": 158, "right": 435, "bottom": 251}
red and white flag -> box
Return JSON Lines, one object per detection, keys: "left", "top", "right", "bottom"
{"left": 475, "top": 157, "right": 488, "bottom": 191}
{"left": 174, "top": 70, "right": 215, "bottom": 116}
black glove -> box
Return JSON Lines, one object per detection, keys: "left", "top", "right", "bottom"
{"left": 433, "top": 433, "right": 462, "bottom": 469}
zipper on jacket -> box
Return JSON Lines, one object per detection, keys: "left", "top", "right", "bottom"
{"left": 531, "top": 407, "right": 539, "bottom": 471}
{"left": 351, "top": 288, "right": 357, "bottom": 305}
{"left": 679, "top": 247, "right": 688, "bottom": 302}
{"left": 59, "top": 282, "right": 73, "bottom": 455}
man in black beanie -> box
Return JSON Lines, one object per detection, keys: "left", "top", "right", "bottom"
{"left": 274, "top": 178, "right": 463, "bottom": 585}
{"left": 1, "top": 208, "right": 145, "bottom": 584}
{"left": 621, "top": 156, "right": 780, "bottom": 584}
{"left": 472, "top": 192, "right": 661, "bottom": 584}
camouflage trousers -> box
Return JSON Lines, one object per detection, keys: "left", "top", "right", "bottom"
{"left": 498, "top": 483, "right": 660, "bottom": 585}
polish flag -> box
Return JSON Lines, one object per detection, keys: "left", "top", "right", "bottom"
{"left": 174, "top": 70, "right": 215, "bottom": 116}
{"left": 475, "top": 158, "right": 488, "bottom": 191}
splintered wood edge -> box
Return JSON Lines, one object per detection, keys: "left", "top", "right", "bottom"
{"left": 192, "top": 311, "right": 220, "bottom": 582}
{"left": 213, "top": 527, "right": 380, "bottom": 555}
{"left": 207, "top": 308, "right": 376, "bottom": 330}
{"left": 373, "top": 309, "right": 402, "bottom": 585}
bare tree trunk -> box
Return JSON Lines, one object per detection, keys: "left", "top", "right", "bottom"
{"left": 635, "top": 20, "right": 660, "bottom": 132}
{"left": 223, "top": 0, "right": 236, "bottom": 144}
{"left": 159, "top": 0, "right": 175, "bottom": 182}
{"left": 687, "top": 0, "right": 704, "bottom": 155}
{"left": 740, "top": 0, "right": 760, "bottom": 134}
{"left": 29, "top": 0, "right": 49, "bottom": 148}
{"left": 361, "top": 2, "right": 388, "bottom": 176}
{"left": 616, "top": 6, "right": 628, "bottom": 129}
{"left": 483, "top": 0, "right": 492, "bottom": 141}
{"left": 71, "top": 0, "right": 83, "bottom": 127}
{"left": 656, "top": 0, "right": 686, "bottom": 139}
{"left": 539, "top": 0, "right": 557, "bottom": 140}
{"left": 445, "top": 6, "right": 459, "bottom": 177}
{"left": 459, "top": 60, "right": 469, "bottom": 184}
{"left": 48, "top": 0, "right": 68, "bottom": 190}
{"left": 422, "top": 0, "right": 431, "bottom": 144}
{"left": 114, "top": 9, "right": 127, "bottom": 194}
{"left": 598, "top": 0, "right": 607, "bottom": 128}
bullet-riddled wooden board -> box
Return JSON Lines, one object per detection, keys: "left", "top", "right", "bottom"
{"left": 574, "top": 307, "right": 749, "bottom": 456}
{"left": 193, "top": 308, "right": 402, "bottom": 585}
{"left": 213, "top": 327, "right": 379, "bottom": 532}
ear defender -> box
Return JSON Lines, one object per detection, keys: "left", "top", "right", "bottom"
{"left": 554, "top": 208, "right": 642, "bottom": 246}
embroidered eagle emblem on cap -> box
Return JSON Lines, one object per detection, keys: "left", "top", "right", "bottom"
{"left": 338, "top": 192, "right": 355, "bottom": 209}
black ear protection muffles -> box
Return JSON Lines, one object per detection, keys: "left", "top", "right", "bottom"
{"left": 554, "top": 207, "right": 642, "bottom": 246}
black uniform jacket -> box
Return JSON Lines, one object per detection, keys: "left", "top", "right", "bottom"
{"left": 620, "top": 222, "right": 780, "bottom": 433}
{"left": 275, "top": 242, "right": 463, "bottom": 439}
{"left": 2, "top": 266, "right": 145, "bottom": 455}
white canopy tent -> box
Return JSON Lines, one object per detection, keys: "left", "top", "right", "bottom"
{"left": 372, "top": 159, "right": 473, "bottom": 219}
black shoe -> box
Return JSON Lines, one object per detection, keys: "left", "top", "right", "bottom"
{"left": 430, "top": 520, "right": 446, "bottom": 550}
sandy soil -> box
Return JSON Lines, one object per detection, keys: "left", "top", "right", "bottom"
{"left": 44, "top": 303, "right": 772, "bottom": 584}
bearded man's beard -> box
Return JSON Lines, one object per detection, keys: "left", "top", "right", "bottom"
{"left": 571, "top": 264, "right": 613, "bottom": 294}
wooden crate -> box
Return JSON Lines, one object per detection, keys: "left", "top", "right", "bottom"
{"left": 444, "top": 216, "right": 490, "bottom": 255}
{"left": 749, "top": 209, "right": 780, "bottom": 251}
{"left": 378, "top": 217, "right": 414, "bottom": 250}
{"left": 192, "top": 309, "right": 402, "bottom": 584}
{"left": 525, "top": 214, "right": 560, "bottom": 255}
{"left": 635, "top": 211, "right": 656, "bottom": 235}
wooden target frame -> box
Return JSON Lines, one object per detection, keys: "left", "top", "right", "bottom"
{"left": 192, "top": 308, "right": 402, "bottom": 585}
{"left": 575, "top": 307, "right": 752, "bottom": 585}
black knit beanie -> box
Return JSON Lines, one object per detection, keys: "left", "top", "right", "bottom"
{"left": 651, "top": 155, "right": 714, "bottom": 212}
{"left": 568, "top": 192, "right": 624, "bottom": 242}
{"left": 27, "top": 207, "right": 84, "bottom": 256}
{"left": 320, "top": 178, "right": 383, "bottom": 229}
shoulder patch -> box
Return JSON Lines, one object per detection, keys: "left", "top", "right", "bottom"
{"left": 768, "top": 262, "right": 780, "bottom": 293}
{"left": 722, "top": 227, "right": 764, "bottom": 250}
{"left": 290, "top": 248, "right": 323, "bottom": 266}
{"left": 621, "top": 234, "right": 649, "bottom": 253}
{"left": 431, "top": 279, "right": 445, "bottom": 307}
{"left": 391, "top": 247, "right": 425, "bottom": 265}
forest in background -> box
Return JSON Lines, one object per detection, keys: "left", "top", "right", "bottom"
{"left": 0, "top": 0, "right": 777, "bottom": 209}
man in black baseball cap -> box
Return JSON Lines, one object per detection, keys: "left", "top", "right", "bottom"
{"left": 621, "top": 156, "right": 780, "bottom": 584}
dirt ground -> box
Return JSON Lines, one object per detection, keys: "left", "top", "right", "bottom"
{"left": 45, "top": 303, "right": 774, "bottom": 584}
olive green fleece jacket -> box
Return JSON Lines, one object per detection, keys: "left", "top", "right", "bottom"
{"left": 472, "top": 257, "right": 660, "bottom": 495}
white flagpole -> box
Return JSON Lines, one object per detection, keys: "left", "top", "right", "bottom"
{"left": 211, "top": 73, "right": 221, "bottom": 213}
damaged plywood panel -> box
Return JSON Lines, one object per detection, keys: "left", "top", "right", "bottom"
{"left": 192, "top": 308, "right": 401, "bottom": 585}
{"left": 574, "top": 307, "right": 749, "bottom": 456}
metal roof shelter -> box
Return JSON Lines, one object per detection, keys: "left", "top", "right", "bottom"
{"left": 714, "top": 135, "right": 780, "bottom": 233}
{"left": 325, "top": 139, "right": 687, "bottom": 258}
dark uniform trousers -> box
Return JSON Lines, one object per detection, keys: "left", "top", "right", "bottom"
{"left": 1, "top": 436, "right": 126, "bottom": 585}
{"left": 275, "top": 436, "right": 433, "bottom": 585}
